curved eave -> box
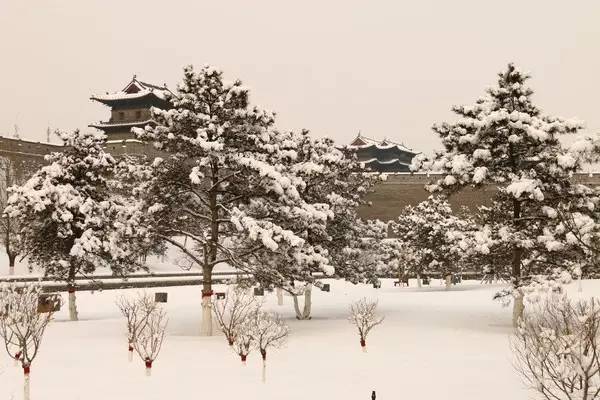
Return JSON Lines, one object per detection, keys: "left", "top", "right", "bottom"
{"left": 362, "top": 159, "right": 411, "bottom": 166}
{"left": 355, "top": 143, "right": 418, "bottom": 155}
{"left": 90, "top": 92, "right": 169, "bottom": 108}
{"left": 89, "top": 120, "right": 155, "bottom": 131}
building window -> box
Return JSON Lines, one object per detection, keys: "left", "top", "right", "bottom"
{"left": 119, "top": 112, "right": 125, "bottom": 120}
{"left": 135, "top": 110, "right": 142, "bottom": 119}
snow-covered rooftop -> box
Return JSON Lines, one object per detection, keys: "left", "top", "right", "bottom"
{"left": 348, "top": 133, "right": 417, "bottom": 154}
{"left": 91, "top": 76, "right": 174, "bottom": 103}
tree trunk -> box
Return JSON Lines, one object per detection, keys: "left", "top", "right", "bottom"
{"left": 68, "top": 290, "right": 79, "bottom": 321}
{"left": 23, "top": 366, "right": 30, "bottom": 400}
{"left": 303, "top": 285, "right": 312, "bottom": 318}
{"left": 292, "top": 284, "right": 312, "bottom": 320}
{"left": 417, "top": 274, "right": 422, "bottom": 288}
{"left": 128, "top": 344, "right": 134, "bottom": 362}
{"left": 200, "top": 266, "right": 214, "bottom": 336}
{"left": 261, "top": 349, "right": 267, "bottom": 383}
{"left": 8, "top": 253, "right": 15, "bottom": 276}
{"left": 276, "top": 287, "right": 284, "bottom": 306}
{"left": 511, "top": 199, "right": 524, "bottom": 326}
{"left": 512, "top": 293, "right": 524, "bottom": 328}
{"left": 578, "top": 274, "right": 583, "bottom": 293}
{"left": 145, "top": 360, "right": 152, "bottom": 376}
{"left": 67, "top": 267, "right": 78, "bottom": 321}
{"left": 445, "top": 274, "right": 452, "bottom": 290}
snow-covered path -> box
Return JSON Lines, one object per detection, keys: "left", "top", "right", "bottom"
{"left": 0, "top": 277, "right": 549, "bottom": 400}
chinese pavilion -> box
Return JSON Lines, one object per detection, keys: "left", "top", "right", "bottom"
{"left": 89, "top": 76, "right": 174, "bottom": 141}
{"left": 346, "top": 133, "right": 419, "bottom": 173}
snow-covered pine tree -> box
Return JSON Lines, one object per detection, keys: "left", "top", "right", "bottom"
{"left": 393, "top": 196, "right": 472, "bottom": 289}
{"left": 6, "top": 130, "right": 147, "bottom": 320}
{"left": 412, "top": 63, "right": 595, "bottom": 324}
{"left": 132, "top": 65, "right": 329, "bottom": 335}
{"left": 246, "top": 131, "right": 389, "bottom": 319}
{"left": 0, "top": 157, "right": 32, "bottom": 275}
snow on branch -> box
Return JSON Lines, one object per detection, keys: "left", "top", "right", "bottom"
{"left": 512, "top": 295, "right": 600, "bottom": 399}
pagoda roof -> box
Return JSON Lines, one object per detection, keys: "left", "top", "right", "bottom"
{"left": 90, "top": 76, "right": 175, "bottom": 106}
{"left": 348, "top": 133, "right": 417, "bottom": 155}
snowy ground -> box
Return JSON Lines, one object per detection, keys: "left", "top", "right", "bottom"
{"left": 3, "top": 275, "right": 593, "bottom": 400}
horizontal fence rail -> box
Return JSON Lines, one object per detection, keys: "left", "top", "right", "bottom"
{"left": 0, "top": 270, "right": 501, "bottom": 293}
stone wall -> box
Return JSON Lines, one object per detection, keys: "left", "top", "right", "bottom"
{"left": 359, "top": 173, "right": 600, "bottom": 221}
{"left": 2, "top": 137, "right": 599, "bottom": 223}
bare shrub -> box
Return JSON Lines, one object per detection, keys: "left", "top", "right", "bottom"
{"left": 212, "top": 285, "right": 259, "bottom": 346}
{"left": 512, "top": 295, "right": 600, "bottom": 400}
{"left": 250, "top": 311, "right": 289, "bottom": 382}
{"left": 233, "top": 319, "right": 254, "bottom": 365}
{"left": 348, "top": 298, "right": 384, "bottom": 352}
{"left": 132, "top": 305, "right": 167, "bottom": 376}
{"left": 116, "top": 292, "right": 158, "bottom": 361}
{"left": 0, "top": 283, "right": 56, "bottom": 400}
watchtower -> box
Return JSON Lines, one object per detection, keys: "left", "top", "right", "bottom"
{"left": 89, "top": 76, "right": 174, "bottom": 141}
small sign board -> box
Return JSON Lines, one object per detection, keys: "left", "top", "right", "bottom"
{"left": 155, "top": 292, "right": 168, "bottom": 303}
{"left": 216, "top": 292, "right": 226, "bottom": 300}
{"left": 321, "top": 283, "right": 330, "bottom": 292}
{"left": 37, "top": 293, "right": 61, "bottom": 313}
{"left": 253, "top": 287, "right": 264, "bottom": 296}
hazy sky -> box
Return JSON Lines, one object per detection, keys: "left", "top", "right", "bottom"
{"left": 1, "top": 1, "right": 599, "bottom": 154}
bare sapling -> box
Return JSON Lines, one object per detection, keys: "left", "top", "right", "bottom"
{"left": 512, "top": 295, "right": 600, "bottom": 400}
{"left": 233, "top": 321, "right": 253, "bottom": 365}
{"left": 0, "top": 320, "right": 22, "bottom": 366}
{"left": 348, "top": 298, "right": 384, "bottom": 352}
{"left": 0, "top": 283, "right": 55, "bottom": 400}
{"left": 212, "top": 285, "right": 259, "bottom": 347}
{"left": 250, "top": 311, "right": 289, "bottom": 383}
{"left": 132, "top": 305, "right": 167, "bottom": 376}
{"left": 116, "top": 292, "right": 158, "bottom": 362}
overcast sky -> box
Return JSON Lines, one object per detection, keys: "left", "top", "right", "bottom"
{"left": 1, "top": 0, "right": 599, "bottom": 154}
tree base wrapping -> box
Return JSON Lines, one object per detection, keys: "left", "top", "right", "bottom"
{"left": 23, "top": 366, "right": 31, "bottom": 400}
{"left": 200, "top": 291, "right": 213, "bottom": 336}
{"left": 145, "top": 360, "right": 152, "bottom": 376}
{"left": 360, "top": 339, "right": 367, "bottom": 352}
{"left": 128, "top": 345, "right": 134, "bottom": 362}
{"left": 14, "top": 351, "right": 21, "bottom": 366}
{"left": 512, "top": 294, "right": 524, "bottom": 328}
{"left": 240, "top": 354, "right": 247, "bottom": 365}
{"left": 68, "top": 290, "right": 79, "bottom": 321}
